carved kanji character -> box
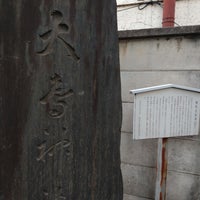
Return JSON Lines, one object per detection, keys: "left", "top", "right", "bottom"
{"left": 37, "top": 10, "right": 79, "bottom": 61}
{"left": 40, "top": 73, "right": 74, "bottom": 119}
{"left": 37, "top": 139, "right": 71, "bottom": 162}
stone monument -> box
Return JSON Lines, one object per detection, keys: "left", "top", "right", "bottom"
{"left": 0, "top": 1, "right": 123, "bottom": 199}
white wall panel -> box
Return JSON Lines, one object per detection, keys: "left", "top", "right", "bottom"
{"left": 117, "top": 0, "right": 200, "bottom": 30}
{"left": 175, "top": 0, "right": 200, "bottom": 27}
{"left": 117, "top": 4, "right": 162, "bottom": 30}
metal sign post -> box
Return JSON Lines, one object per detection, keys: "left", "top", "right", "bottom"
{"left": 130, "top": 84, "right": 200, "bottom": 200}
{"left": 155, "top": 138, "right": 168, "bottom": 200}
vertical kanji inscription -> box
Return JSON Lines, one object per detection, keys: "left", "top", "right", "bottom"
{"left": 0, "top": 1, "right": 122, "bottom": 199}
{"left": 37, "top": 10, "right": 80, "bottom": 61}
{"left": 40, "top": 73, "right": 74, "bottom": 119}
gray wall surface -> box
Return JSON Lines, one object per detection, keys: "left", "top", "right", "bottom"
{"left": 119, "top": 34, "right": 200, "bottom": 200}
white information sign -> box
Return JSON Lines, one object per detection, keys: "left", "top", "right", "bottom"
{"left": 130, "top": 85, "right": 200, "bottom": 140}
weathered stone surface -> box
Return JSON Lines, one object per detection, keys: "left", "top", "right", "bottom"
{"left": 121, "top": 71, "right": 200, "bottom": 102}
{"left": 123, "top": 193, "right": 152, "bottom": 200}
{"left": 122, "top": 103, "right": 133, "bottom": 133}
{"left": 118, "top": 25, "right": 200, "bottom": 39}
{"left": 119, "top": 37, "right": 200, "bottom": 71}
{"left": 166, "top": 171, "right": 200, "bottom": 200}
{"left": 168, "top": 138, "right": 200, "bottom": 174}
{"left": 0, "top": 1, "right": 122, "bottom": 199}
{"left": 121, "top": 132, "right": 157, "bottom": 167}
{"left": 121, "top": 163, "right": 156, "bottom": 199}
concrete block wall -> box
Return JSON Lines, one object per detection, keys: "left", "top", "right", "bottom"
{"left": 119, "top": 32, "right": 200, "bottom": 199}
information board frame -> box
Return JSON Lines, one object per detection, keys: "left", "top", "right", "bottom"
{"left": 130, "top": 84, "right": 200, "bottom": 140}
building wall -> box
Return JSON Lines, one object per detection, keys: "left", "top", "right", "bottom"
{"left": 117, "top": 1, "right": 200, "bottom": 199}
{"left": 117, "top": 0, "right": 200, "bottom": 30}
{"left": 119, "top": 32, "right": 200, "bottom": 199}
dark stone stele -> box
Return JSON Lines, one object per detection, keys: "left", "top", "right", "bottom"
{"left": 0, "top": 0, "right": 123, "bottom": 200}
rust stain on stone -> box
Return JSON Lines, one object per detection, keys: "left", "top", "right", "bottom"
{"left": 160, "top": 138, "right": 168, "bottom": 200}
